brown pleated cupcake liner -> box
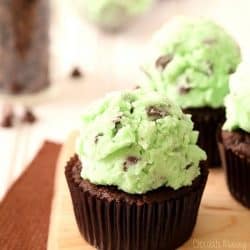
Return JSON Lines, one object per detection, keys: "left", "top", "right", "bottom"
{"left": 219, "top": 143, "right": 250, "bottom": 208}
{"left": 184, "top": 107, "right": 225, "bottom": 167}
{"left": 65, "top": 156, "right": 208, "bottom": 250}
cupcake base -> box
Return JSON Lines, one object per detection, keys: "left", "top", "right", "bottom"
{"left": 65, "top": 155, "right": 208, "bottom": 250}
{"left": 219, "top": 130, "right": 250, "bottom": 208}
{"left": 183, "top": 107, "right": 225, "bottom": 167}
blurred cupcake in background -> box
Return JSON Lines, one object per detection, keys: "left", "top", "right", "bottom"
{"left": 141, "top": 16, "right": 241, "bottom": 167}
{"left": 78, "top": 0, "right": 153, "bottom": 32}
{"left": 219, "top": 63, "right": 250, "bottom": 208}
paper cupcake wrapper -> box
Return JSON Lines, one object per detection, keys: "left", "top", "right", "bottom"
{"left": 65, "top": 157, "right": 208, "bottom": 250}
{"left": 184, "top": 108, "right": 225, "bottom": 167}
{"left": 219, "top": 143, "right": 250, "bottom": 208}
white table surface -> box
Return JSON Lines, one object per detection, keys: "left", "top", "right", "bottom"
{"left": 1, "top": 0, "right": 250, "bottom": 201}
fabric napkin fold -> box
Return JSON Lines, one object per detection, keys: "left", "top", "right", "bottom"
{"left": 0, "top": 141, "right": 61, "bottom": 250}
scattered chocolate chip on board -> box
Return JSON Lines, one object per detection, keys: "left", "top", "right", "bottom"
{"left": 71, "top": 68, "right": 83, "bottom": 79}
{"left": 1, "top": 104, "right": 14, "bottom": 128}
{"left": 22, "top": 108, "right": 37, "bottom": 124}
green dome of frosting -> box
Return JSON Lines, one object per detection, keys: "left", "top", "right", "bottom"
{"left": 80, "top": 0, "right": 153, "bottom": 30}
{"left": 142, "top": 17, "right": 241, "bottom": 108}
{"left": 223, "top": 63, "right": 250, "bottom": 133}
{"left": 76, "top": 90, "right": 206, "bottom": 194}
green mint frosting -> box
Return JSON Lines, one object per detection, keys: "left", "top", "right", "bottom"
{"left": 223, "top": 63, "right": 250, "bottom": 133}
{"left": 80, "top": 0, "right": 153, "bottom": 30}
{"left": 76, "top": 90, "right": 206, "bottom": 194}
{"left": 142, "top": 17, "right": 241, "bottom": 108}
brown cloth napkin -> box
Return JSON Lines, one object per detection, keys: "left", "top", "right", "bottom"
{"left": 0, "top": 141, "right": 61, "bottom": 250}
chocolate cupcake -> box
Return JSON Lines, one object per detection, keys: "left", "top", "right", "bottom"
{"left": 65, "top": 90, "right": 208, "bottom": 250}
{"left": 141, "top": 17, "right": 241, "bottom": 167}
{"left": 219, "top": 63, "right": 250, "bottom": 208}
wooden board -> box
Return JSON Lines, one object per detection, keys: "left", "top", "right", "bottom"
{"left": 48, "top": 131, "right": 250, "bottom": 250}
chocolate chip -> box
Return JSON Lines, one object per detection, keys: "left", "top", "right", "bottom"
{"left": 130, "top": 106, "right": 134, "bottom": 114}
{"left": 94, "top": 133, "right": 104, "bottom": 144}
{"left": 147, "top": 106, "right": 168, "bottom": 120}
{"left": 1, "top": 104, "right": 14, "bottom": 128}
{"left": 155, "top": 55, "right": 173, "bottom": 70}
{"left": 1, "top": 117, "right": 13, "bottom": 128}
{"left": 202, "top": 38, "right": 217, "bottom": 45}
{"left": 123, "top": 156, "right": 139, "bottom": 171}
{"left": 115, "top": 122, "right": 122, "bottom": 132}
{"left": 185, "top": 163, "right": 192, "bottom": 170}
{"left": 228, "top": 68, "right": 235, "bottom": 74}
{"left": 71, "top": 68, "right": 83, "bottom": 78}
{"left": 22, "top": 108, "right": 36, "bottom": 124}
{"left": 113, "top": 116, "right": 122, "bottom": 135}
{"left": 113, "top": 116, "right": 122, "bottom": 126}
{"left": 179, "top": 85, "right": 192, "bottom": 94}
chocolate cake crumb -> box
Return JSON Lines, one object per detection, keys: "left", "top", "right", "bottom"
{"left": 155, "top": 55, "right": 173, "bottom": 70}
{"left": 95, "top": 133, "right": 104, "bottom": 144}
{"left": 147, "top": 106, "right": 168, "bottom": 120}
{"left": 22, "top": 108, "right": 36, "bottom": 124}
{"left": 123, "top": 156, "right": 139, "bottom": 171}
{"left": 222, "top": 130, "right": 250, "bottom": 160}
{"left": 71, "top": 68, "right": 83, "bottom": 78}
{"left": 1, "top": 104, "right": 14, "bottom": 128}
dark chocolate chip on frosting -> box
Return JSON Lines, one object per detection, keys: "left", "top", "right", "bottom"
{"left": 155, "top": 55, "right": 173, "bottom": 70}
{"left": 123, "top": 156, "right": 139, "bottom": 171}
{"left": 147, "top": 106, "right": 168, "bottom": 120}
{"left": 94, "top": 133, "right": 104, "bottom": 144}
{"left": 113, "top": 116, "right": 122, "bottom": 135}
{"left": 130, "top": 106, "right": 134, "bottom": 114}
{"left": 113, "top": 116, "right": 122, "bottom": 127}
{"left": 228, "top": 68, "right": 235, "bottom": 74}
{"left": 185, "top": 163, "right": 192, "bottom": 170}
{"left": 179, "top": 85, "right": 192, "bottom": 94}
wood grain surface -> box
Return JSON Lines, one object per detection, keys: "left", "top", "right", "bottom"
{"left": 48, "top": 131, "right": 250, "bottom": 250}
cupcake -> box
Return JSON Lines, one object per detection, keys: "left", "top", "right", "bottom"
{"left": 65, "top": 90, "right": 208, "bottom": 250}
{"left": 141, "top": 16, "right": 241, "bottom": 166}
{"left": 219, "top": 63, "right": 250, "bottom": 208}
{"left": 77, "top": 0, "right": 153, "bottom": 32}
